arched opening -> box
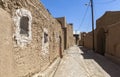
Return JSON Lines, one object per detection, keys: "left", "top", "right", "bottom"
{"left": 97, "top": 28, "right": 106, "bottom": 55}
{"left": 20, "top": 16, "right": 29, "bottom": 36}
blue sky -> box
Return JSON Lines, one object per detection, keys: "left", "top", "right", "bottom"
{"left": 40, "top": 0, "right": 120, "bottom": 32}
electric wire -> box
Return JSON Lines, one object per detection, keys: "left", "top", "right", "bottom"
{"left": 77, "top": 2, "right": 90, "bottom": 31}
{"left": 77, "top": 0, "right": 117, "bottom": 32}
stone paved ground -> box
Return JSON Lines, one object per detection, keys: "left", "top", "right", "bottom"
{"left": 53, "top": 46, "right": 120, "bottom": 77}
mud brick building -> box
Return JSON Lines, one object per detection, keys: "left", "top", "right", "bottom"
{"left": 79, "top": 11, "right": 120, "bottom": 64}
{"left": 0, "top": 0, "right": 74, "bottom": 77}
{"left": 95, "top": 11, "right": 120, "bottom": 64}
{"left": 73, "top": 34, "right": 80, "bottom": 45}
{"left": 56, "top": 17, "right": 75, "bottom": 49}
{"left": 79, "top": 32, "right": 93, "bottom": 49}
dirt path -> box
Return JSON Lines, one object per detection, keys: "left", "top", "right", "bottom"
{"left": 53, "top": 46, "right": 120, "bottom": 77}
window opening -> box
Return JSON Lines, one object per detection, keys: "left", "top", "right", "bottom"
{"left": 44, "top": 32, "right": 48, "bottom": 43}
{"left": 20, "top": 16, "right": 29, "bottom": 36}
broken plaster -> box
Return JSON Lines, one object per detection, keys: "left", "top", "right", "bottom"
{"left": 41, "top": 28, "right": 49, "bottom": 55}
{"left": 13, "top": 8, "right": 32, "bottom": 47}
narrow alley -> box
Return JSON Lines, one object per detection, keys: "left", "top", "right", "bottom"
{"left": 1, "top": 1, "right": 120, "bottom": 77}
{"left": 53, "top": 46, "right": 120, "bottom": 77}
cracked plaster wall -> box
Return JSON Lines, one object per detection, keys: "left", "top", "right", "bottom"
{"left": 0, "top": 0, "right": 64, "bottom": 77}
{"left": 13, "top": 8, "right": 32, "bottom": 47}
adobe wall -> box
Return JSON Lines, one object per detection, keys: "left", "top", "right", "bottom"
{"left": 66, "top": 24, "right": 74, "bottom": 48}
{"left": 105, "top": 22, "right": 120, "bottom": 64}
{"left": 56, "top": 17, "right": 67, "bottom": 28}
{"left": 108, "top": 23, "right": 120, "bottom": 57}
{"left": 0, "top": 7, "right": 14, "bottom": 77}
{"left": 56, "top": 17, "right": 67, "bottom": 50}
{"left": 95, "top": 11, "right": 120, "bottom": 64}
{"left": 96, "top": 11, "right": 120, "bottom": 29}
{"left": 0, "top": 0, "right": 64, "bottom": 77}
{"left": 79, "top": 32, "right": 93, "bottom": 49}
{"left": 79, "top": 11, "right": 120, "bottom": 64}
{"left": 84, "top": 33, "right": 93, "bottom": 49}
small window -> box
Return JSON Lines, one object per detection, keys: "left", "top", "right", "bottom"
{"left": 44, "top": 32, "right": 48, "bottom": 43}
{"left": 20, "top": 16, "right": 29, "bottom": 36}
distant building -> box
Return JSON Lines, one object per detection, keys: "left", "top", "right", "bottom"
{"left": 73, "top": 34, "right": 79, "bottom": 45}
{"left": 56, "top": 17, "right": 75, "bottom": 49}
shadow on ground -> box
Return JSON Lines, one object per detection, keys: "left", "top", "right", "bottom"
{"left": 80, "top": 46, "right": 120, "bottom": 77}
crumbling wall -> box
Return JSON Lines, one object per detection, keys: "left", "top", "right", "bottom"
{"left": 49, "top": 18, "right": 64, "bottom": 62}
{"left": 13, "top": 8, "right": 32, "bottom": 47}
{"left": 0, "top": 0, "right": 64, "bottom": 77}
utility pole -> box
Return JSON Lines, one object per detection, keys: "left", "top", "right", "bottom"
{"left": 90, "top": 0, "right": 95, "bottom": 51}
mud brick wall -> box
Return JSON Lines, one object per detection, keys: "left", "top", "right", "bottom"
{"left": 0, "top": 0, "right": 64, "bottom": 77}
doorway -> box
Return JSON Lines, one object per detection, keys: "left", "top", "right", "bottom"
{"left": 59, "top": 36, "right": 63, "bottom": 58}
{"left": 97, "top": 28, "right": 106, "bottom": 55}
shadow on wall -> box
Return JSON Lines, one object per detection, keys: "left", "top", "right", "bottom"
{"left": 96, "top": 28, "right": 106, "bottom": 55}
{"left": 80, "top": 47, "right": 120, "bottom": 77}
